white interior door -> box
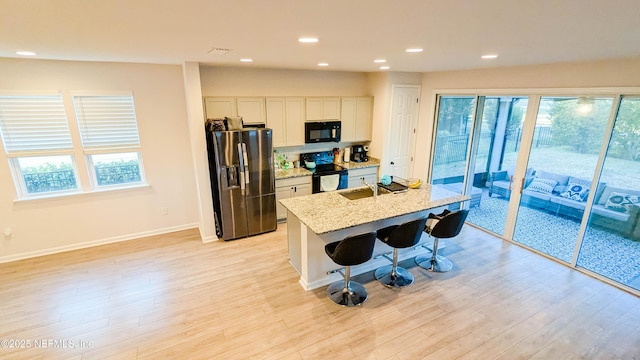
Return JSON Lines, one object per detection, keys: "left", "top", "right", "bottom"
{"left": 388, "top": 85, "right": 420, "bottom": 178}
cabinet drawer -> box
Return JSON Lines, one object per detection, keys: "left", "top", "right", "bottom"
{"left": 347, "top": 167, "right": 378, "bottom": 178}
{"left": 276, "top": 176, "right": 312, "bottom": 188}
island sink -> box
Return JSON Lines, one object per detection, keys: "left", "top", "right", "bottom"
{"left": 339, "top": 187, "right": 390, "bottom": 200}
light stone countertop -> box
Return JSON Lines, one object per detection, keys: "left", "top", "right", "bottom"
{"left": 275, "top": 168, "right": 313, "bottom": 179}
{"left": 336, "top": 157, "right": 380, "bottom": 170}
{"left": 279, "top": 183, "right": 469, "bottom": 234}
{"left": 275, "top": 157, "right": 379, "bottom": 179}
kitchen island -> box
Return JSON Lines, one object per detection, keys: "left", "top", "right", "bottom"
{"left": 279, "top": 184, "right": 469, "bottom": 290}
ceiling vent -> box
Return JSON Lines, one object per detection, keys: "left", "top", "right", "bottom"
{"left": 207, "top": 47, "right": 231, "bottom": 55}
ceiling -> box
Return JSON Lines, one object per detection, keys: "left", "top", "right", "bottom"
{"left": 2, "top": 0, "right": 639, "bottom": 73}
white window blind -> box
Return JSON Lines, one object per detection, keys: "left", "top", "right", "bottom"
{"left": 0, "top": 95, "right": 73, "bottom": 154}
{"left": 73, "top": 95, "right": 141, "bottom": 151}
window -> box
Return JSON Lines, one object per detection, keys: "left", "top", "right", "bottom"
{"left": 72, "top": 94, "right": 145, "bottom": 188}
{"left": 0, "top": 94, "right": 79, "bottom": 196}
{"left": 0, "top": 92, "right": 146, "bottom": 199}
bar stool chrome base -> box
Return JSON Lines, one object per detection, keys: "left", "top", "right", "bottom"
{"left": 326, "top": 280, "right": 368, "bottom": 306}
{"left": 375, "top": 264, "right": 414, "bottom": 288}
{"left": 415, "top": 253, "right": 453, "bottom": 272}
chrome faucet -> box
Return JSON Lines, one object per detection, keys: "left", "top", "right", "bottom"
{"left": 362, "top": 178, "right": 378, "bottom": 200}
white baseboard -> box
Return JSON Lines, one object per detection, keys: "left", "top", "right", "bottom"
{"left": 0, "top": 223, "right": 201, "bottom": 264}
{"left": 201, "top": 235, "right": 219, "bottom": 243}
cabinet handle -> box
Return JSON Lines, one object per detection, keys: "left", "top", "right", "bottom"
{"left": 294, "top": 186, "right": 297, "bottom": 192}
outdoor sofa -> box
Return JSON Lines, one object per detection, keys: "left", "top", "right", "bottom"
{"left": 489, "top": 168, "right": 640, "bottom": 240}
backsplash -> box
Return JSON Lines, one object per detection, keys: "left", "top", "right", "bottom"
{"left": 274, "top": 141, "right": 369, "bottom": 168}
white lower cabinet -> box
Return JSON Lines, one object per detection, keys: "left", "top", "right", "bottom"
{"left": 347, "top": 167, "right": 378, "bottom": 188}
{"left": 276, "top": 176, "right": 312, "bottom": 221}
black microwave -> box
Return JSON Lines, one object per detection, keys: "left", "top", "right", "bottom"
{"left": 305, "top": 121, "right": 341, "bottom": 143}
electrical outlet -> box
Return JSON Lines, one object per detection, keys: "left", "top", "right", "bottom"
{"left": 3, "top": 227, "right": 13, "bottom": 239}
{"left": 160, "top": 207, "right": 168, "bottom": 215}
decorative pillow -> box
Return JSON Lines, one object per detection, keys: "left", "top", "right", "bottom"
{"left": 534, "top": 170, "right": 570, "bottom": 187}
{"left": 605, "top": 192, "right": 640, "bottom": 213}
{"left": 560, "top": 183, "right": 590, "bottom": 202}
{"left": 225, "top": 116, "right": 244, "bottom": 130}
{"left": 526, "top": 178, "right": 558, "bottom": 194}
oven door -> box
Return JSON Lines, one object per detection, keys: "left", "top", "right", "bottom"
{"left": 312, "top": 171, "right": 348, "bottom": 193}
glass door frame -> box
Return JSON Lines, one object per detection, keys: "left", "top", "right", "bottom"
{"left": 569, "top": 95, "right": 621, "bottom": 265}
{"left": 428, "top": 88, "right": 638, "bottom": 283}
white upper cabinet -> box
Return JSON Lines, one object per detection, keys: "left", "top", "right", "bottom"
{"left": 237, "top": 97, "right": 266, "bottom": 124}
{"left": 323, "top": 97, "right": 340, "bottom": 119}
{"left": 266, "top": 97, "right": 286, "bottom": 147}
{"left": 305, "top": 97, "right": 341, "bottom": 120}
{"left": 204, "top": 97, "right": 237, "bottom": 119}
{"left": 341, "top": 97, "right": 372, "bottom": 142}
{"left": 340, "top": 98, "right": 357, "bottom": 141}
{"left": 266, "top": 97, "right": 305, "bottom": 147}
{"left": 204, "top": 96, "right": 370, "bottom": 144}
{"left": 305, "top": 98, "right": 323, "bottom": 120}
{"left": 355, "top": 97, "right": 372, "bottom": 141}
{"left": 285, "top": 97, "right": 305, "bottom": 146}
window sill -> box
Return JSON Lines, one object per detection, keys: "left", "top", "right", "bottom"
{"left": 12, "top": 183, "right": 152, "bottom": 205}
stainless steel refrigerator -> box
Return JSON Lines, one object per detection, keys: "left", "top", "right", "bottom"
{"left": 206, "top": 128, "right": 277, "bottom": 240}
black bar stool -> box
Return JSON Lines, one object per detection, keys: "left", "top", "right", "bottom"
{"left": 324, "top": 232, "right": 376, "bottom": 306}
{"left": 416, "top": 209, "right": 469, "bottom": 272}
{"left": 374, "top": 217, "right": 428, "bottom": 288}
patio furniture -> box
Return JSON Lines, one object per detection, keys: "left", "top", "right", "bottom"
{"left": 519, "top": 169, "right": 640, "bottom": 240}
{"left": 488, "top": 166, "right": 535, "bottom": 199}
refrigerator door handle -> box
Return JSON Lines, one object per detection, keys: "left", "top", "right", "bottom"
{"left": 242, "top": 143, "right": 250, "bottom": 185}
{"left": 237, "top": 143, "right": 246, "bottom": 192}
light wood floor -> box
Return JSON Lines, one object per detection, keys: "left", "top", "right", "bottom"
{"left": 1, "top": 224, "right": 640, "bottom": 360}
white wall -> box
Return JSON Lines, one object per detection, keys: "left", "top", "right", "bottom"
{"left": 183, "top": 62, "right": 216, "bottom": 242}
{"left": 414, "top": 57, "right": 640, "bottom": 182}
{"left": 200, "top": 66, "right": 369, "bottom": 96}
{"left": 366, "top": 72, "right": 422, "bottom": 176}
{"left": 0, "top": 58, "right": 199, "bottom": 261}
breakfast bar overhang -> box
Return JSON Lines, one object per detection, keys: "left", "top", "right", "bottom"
{"left": 279, "top": 184, "right": 470, "bottom": 290}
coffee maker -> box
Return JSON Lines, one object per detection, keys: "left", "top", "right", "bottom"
{"left": 350, "top": 144, "right": 368, "bottom": 162}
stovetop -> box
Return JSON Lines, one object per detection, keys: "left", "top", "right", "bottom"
{"left": 313, "top": 163, "right": 346, "bottom": 173}
{"left": 300, "top": 151, "right": 346, "bottom": 174}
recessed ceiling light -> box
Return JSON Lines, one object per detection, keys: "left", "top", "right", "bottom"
{"left": 380, "top": 66, "right": 390, "bottom": 70}
{"left": 405, "top": 48, "right": 423, "bottom": 53}
{"left": 374, "top": 59, "right": 386, "bottom": 63}
{"left": 16, "top": 51, "right": 36, "bottom": 56}
{"left": 317, "top": 62, "right": 329, "bottom": 67}
{"left": 240, "top": 58, "right": 253, "bottom": 62}
{"left": 298, "top": 37, "right": 319, "bottom": 43}
{"left": 481, "top": 54, "right": 498, "bottom": 59}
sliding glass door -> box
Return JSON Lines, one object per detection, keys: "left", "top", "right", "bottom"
{"left": 577, "top": 96, "right": 640, "bottom": 289}
{"left": 431, "top": 95, "right": 529, "bottom": 237}
{"left": 430, "top": 91, "right": 640, "bottom": 292}
{"left": 431, "top": 95, "right": 475, "bottom": 193}
{"left": 468, "top": 97, "right": 528, "bottom": 236}
{"left": 512, "top": 97, "right": 614, "bottom": 263}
